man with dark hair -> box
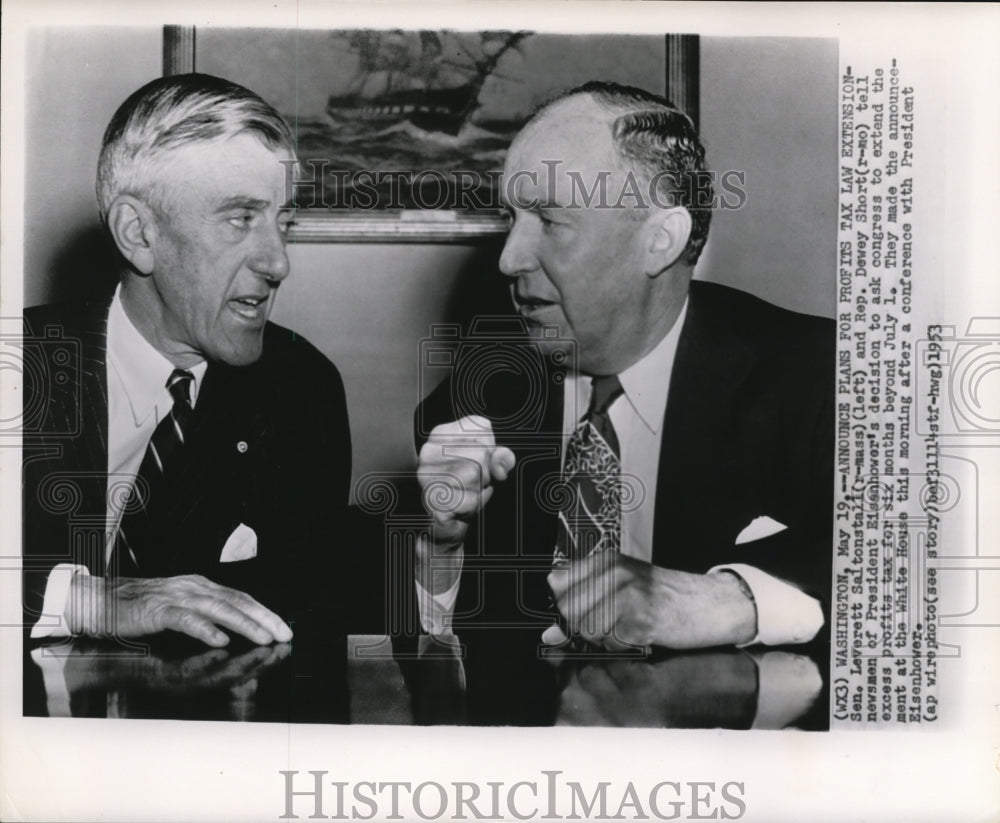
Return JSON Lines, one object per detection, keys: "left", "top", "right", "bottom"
{"left": 416, "top": 81, "right": 833, "bottom": 652}
{"left": 24, "top": 74, "right": 351, "bottom": 647}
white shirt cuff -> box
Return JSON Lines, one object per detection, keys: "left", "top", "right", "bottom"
{"left": 29, "top": 645, "right": 75, "bottom": 717}
{"left": 711, "top": 563, "right": 824, "bottom": 646}
{"left": 30, "top": 564, "right": 89, "bottom": 639}
{"left": 749, "top": 651, "right": 823, "bottom": 729}
{"left": 414, "top": 542, "right": 463, "bottom": 634}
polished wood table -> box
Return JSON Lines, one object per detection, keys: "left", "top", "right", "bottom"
{"left": 25, "top": 625, "right": 828, "bottom": 729}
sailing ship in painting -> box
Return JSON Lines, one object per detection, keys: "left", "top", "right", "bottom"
{"left": 293, "top": 30, "right": 530, "bottom": 210}
{"left": 326, "top": 30, "right": 528, "bottom": 136}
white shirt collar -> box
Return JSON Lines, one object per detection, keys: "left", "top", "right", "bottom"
{"left": 612, "top": 298, "right": 689, "bottom": 435}
{"left": 106, "top": 285, "right": 207, "bottom": 426}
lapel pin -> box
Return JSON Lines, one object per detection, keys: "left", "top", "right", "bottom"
{"left": 236, "top": 440, "right": 248, "bottom": 453}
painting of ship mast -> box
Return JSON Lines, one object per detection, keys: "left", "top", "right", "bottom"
{"left": 329, "top": 30, "right": 527, "bottom": 135}
{"left": 192, "top": 26, "right": 670, "bottom": 225}
{"left": 295, "top": 30, "right": 530, "bottom": 210}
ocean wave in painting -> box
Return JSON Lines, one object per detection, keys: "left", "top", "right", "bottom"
{"left": 288, "top": 114, "right": 517, "bottom": 210}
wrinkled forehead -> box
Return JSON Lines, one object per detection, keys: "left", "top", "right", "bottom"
{"left": 503, "top": 97, "right": 626, "bottom": 206}
{"left": 152, "top": 133, "right": 296, "bottom": 202}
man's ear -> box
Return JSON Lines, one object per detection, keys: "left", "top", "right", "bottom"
{"left": 644, "top": 206, "right": 692, "bottom": 277}
{"left": 106, "top": 195, "right": 157, "bottom": 276}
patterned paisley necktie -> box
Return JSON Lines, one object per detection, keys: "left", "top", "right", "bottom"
{"left": 554, "top": 374, "right": 625, "bottom": 564}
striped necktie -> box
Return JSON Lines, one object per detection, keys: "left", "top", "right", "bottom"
{"left": 554, "top": 374, "right": 625, "bottom": 564}
{"left": 109, "top": 369, "right": 195, "bottom": 576}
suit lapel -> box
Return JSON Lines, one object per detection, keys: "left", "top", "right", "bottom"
{"left": 150, "top": 363, "right": 280, "bottom": 569}
{"left": 652, "top": 283, "right": 757, "bottom": 567}
{"left": 151, "top": 360, "right": 264, "bottom": 569}
{"left": 510, "top": 353, "right": 565, "bottom": 559}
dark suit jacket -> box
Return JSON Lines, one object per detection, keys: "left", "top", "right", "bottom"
{"left": 22, "top": 296, "right": 352, "bottom": 630}
{"left": 416, "top": 280, "right": 835, "bottom": 634}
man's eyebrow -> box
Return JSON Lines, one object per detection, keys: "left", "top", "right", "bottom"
{"left": 501, "top": 198, "right": 571, "bottom": 215}
{"left": 535, "top": 198, "right": 571, "bottom": 212}
{"left": 215, "top": 196, "right": 270, "bottom": 212}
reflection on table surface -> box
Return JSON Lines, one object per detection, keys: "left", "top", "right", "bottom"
{"left": 26, "top": 626, "right": 828, "bottom": 729}
{"left": 25, "top": 618, "right": 350, "bottom": 724}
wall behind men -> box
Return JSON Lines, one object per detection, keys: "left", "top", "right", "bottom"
{"left": 698, "top": 36, "right": 838, "bottom": 315}
{"left": 24, "top": 28, "right": 836, "bottom": 492}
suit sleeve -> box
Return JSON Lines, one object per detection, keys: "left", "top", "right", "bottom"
{"left": 21, "top": 304, "right": 108, "bottom": 637}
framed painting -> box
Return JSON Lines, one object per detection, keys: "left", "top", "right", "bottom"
{"left": 164, "top": 26, "right": 698, "bottom": 242}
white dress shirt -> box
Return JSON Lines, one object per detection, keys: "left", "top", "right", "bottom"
{"left": 418, "top": 299, "right": 824, "bottom": 646}
{"left": 31, "top": 287, "right": 207, "bottom": 638}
